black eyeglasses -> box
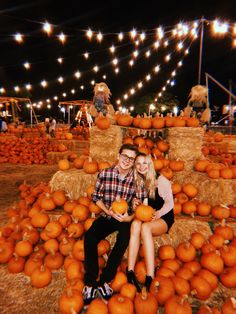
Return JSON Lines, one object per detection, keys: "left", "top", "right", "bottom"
{"left": 120, "top": 154, "right": 135, "bottom": 162}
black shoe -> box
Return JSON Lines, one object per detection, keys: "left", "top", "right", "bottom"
{"left": 82, "top": 285, "right": 98, "bottom": 306}
{"left": 126, "top": 268, "right": 141, "bottom": 292}
{"left": 97, "top": 282, "right": 113, "bottom": 301}
{"left": 144, "top": 275, "right": 153, "bottom": 292}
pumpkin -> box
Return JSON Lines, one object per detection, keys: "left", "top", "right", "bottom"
{"left": 214, "top": 222, "right": 234, "bottom": 240}
{"left": 7, "top": 254, "right": 25, "bottom": 273}
{"left": 198, "top": 305, "right": 221, "bottom": 314}
{"left": 158, "top": 245, "right": 175, "bottom": 260}
{"left": 83, "top": 158, "right": 98, "bottom": 174}
{"left": 171, "top": 182, "right": 182, "bottom": 194}
{"left": 97, "top": 239, "right": 110, "bottom": 256}
{"left": 197, "top": 202, "right": 211, "bottom": 216}
{"left": 176, "top": 242, "right": 196, "bottom": 263}
{"left": 66, "top": 261, "right": 84, "bottom": 281}
{"left": 176, "top": 267, "right": 194, "bottom": 281}
{"left": 15, "top": 240, "right": 33, "bottom": 257}
{"left": 120, "top": 283, "right": 137, "bottom": 301}
{"left": 31, "top": 265, "right": 52, "bottom": 288}
{"left": 220, "top": 267, "right": 236, "bottom": 288}
{"left": 182, "top": 183, "right": 198, "bottom": 198}
{"left": 194, "top": 160, "right": 210, "bottom": 172}
{"left": 86, "top": 298, "right": 108, "bottom": 314}
{"left": 160, "top": 167, "right": 173, "bottom": 180}
{"left": 197, "top": 269, "right": 219, "bottom": 290}
{"left": 157, "top": 140, "right": 169, "bottom": 152}
{"left": 220, "top": 168, "right": 233, "bottom": 179}
{"left": 152, "top": 158, "right": 164, "bottom": 171}
{"left": 156, "top": 266, "right": 175, "bottom": 278}
{"left": 161, "top": 259, "right": 181, "bottom": 273}
{"left": 58, "top": 214, "right": 72, "bottom": 228}
{"left": 222, "top": 297, "right": 236, "bottom": 314}
{"left": 173, "top": 202, "right": 182, "bottom": 215}
{"left": 134, "top": 287, "right": 158, "bottom": 314}
{"left": 117, "top": 114, "right": 133, "bottom": 127}
{"left": 190, "top": 275, "right": 212, "bottom": 300}
{"left": 73, "top": 157, "right": 86, "bottom": 169}
{"left": 123, "top": 137, "right": 134, "bottom": 144}
{"left": 89, "top": 202, "right": 102, "bottom": 214}
{"left": 59, "top": 288, "right": 83, "bottom": 314}
{"left": 174, "top": 192, "right": 189, "bottom": 204}
{"left": 164, "top": 295, "right": 192, "bottom": 314}
{"left": 220, "top": 245, "right": 236, "bottom": 267}
{"left": 110, "top": 271, "right": 128, "bottom": 292}
{"left": 31, "top": 212, "right": 49, "bottom": 228}
{"left": 108, "top": 294, "right": 134, "bottom": 314}
{"left": 59, "top": 237, "right": 75, "bottom": 256}
{"left": 58, "top": 159, "right": 70, "bottom": 170}
{"left": 169, "top": 160, "right": 184, "bottom": 171}
{"left": 186, "top": 117, "right": 200, "bottom": 127}
{"left": 72, "top": 204, "right": 90, "bottom": 221}
{"left": 211, "top": 205, "right": 230, "bottom": 220}
{"left": 84, "top": 217, "right": 96, "bottom": 231}
{"left": 24, "top": 257, "right": 43, "bottom": 276}
{"left": 45, "top": 221, "right": 63, "bottom": 238}
{"left": 64, "top": 200, "right": 78, "bottom": 213}
{"left": 45, "top": 252, "right": 64, "bottom": 270}
{"left": 52, "top": 190, "right": 67, "bottom": 206}
{"left": 152, "top": 117, "right": 165, "bottom": 129}
{"left": 209, "top": 234, "right": 225, "bottom": 249}
{"left": 134, "top": 259, "right": 147, "bottom": 284}
{"left": 98, "top": 161, "right": 111, "bottom": 171}
{"left": 67, "top": 222, "right": 84, "bottom": 238}
{"left": 66, "top": 278, "right": 84, "bottom": 293}
{"left": 184, "top": 261, "right": 201, "bottom": 275}
{"left": 171, "top": 276, "right": 190, "bottom": 296}
{"left": 182, "top": 201, "right": 197, "bottom": 216}
{"left": 190, "top": 232, "right": 205, "bottom": 249}
{"left": 150, "top": 275, "right": 175, "bottom": 305}
{"left": 200, "top": 252, "right": 224, "bottom": 275}
{"left": 111, "top": 197, "right": 129, "bottom": 214}
{"left": 44, "top": 238, "right": 59, "bottom": 254}
{"left": 95, "top": 114, "right": 111, "bottom": 130}
{"left": 135, "top": 202, "right": 155, "bottom": 222}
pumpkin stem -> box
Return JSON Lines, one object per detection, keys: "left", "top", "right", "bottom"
{"left": 141, "top": 287, "right": 148, "bottom": 300}
{"left": 221, "top": 218, "right": 226, "bottom": 226}
{"left": 70, "top": 308, "right": 77, "bottom": 314}
{"left": 66, "top": 287, "right": 73, "bottom": 297}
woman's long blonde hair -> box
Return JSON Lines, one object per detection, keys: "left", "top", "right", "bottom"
{"left": 134, "top": 153, "right": 157, "bottom": 199}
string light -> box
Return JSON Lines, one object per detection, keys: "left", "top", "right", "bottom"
{"left": 96, "top": 32, "right": 103, "bottom": 42}
{"left": 133, "top": 50, "right": 139, "bottom": 58}
{"left": 154, "top": 65, "right": 160, "bottom": 73}
{"left": 114, "top": 67, "right": 119, "bottom": 74}
{"left": 25, "top": 84, "right": 32, "bottom": 90}
{"left": 40, "top": 80, "right": 48, "bottom": 88}
{"left": 156, "top": 27, "right": 164, "bottom": 39}
{"left": 212, "top": 20, "right": 229, "bottom": 35}
{"left": 102, "top": 75, "right": 106, "bottom": 79}
{"left": 165, "top": 54, "right": 171, "bottom": 62}
{"left": 57, "top": 57, "right": 63, "bottom": 64}
{"left": 112, "top": 58, "right": 118, "bottom": 66}
{"left": 14, "top": 33, "right": 23, "bottom": 43}
{"left": 86, "top": 29, "right": 93, "bottom": 39}
{"left": 80, "top": 85, "right": 84, "bottom": 90}
{"left": 23, "top": 62, "right": 31, "bottom": 69}
{"left": 91, "top": 80, "right": 95, "bottom": 85}
{"left": 43, "top": 22, "right": 52, "bottom": 35}
{"left": 84, "top": 52, "right": 89, "bottom": 59}
{"left": 58, "top": 32, "right": 66, "bottom": 44}
{"left": 58, "top": 76, "right": 64, "bottom": 83}
{"left": 153, "top": 41, "right": 160, "bottom": 49}
{"left": 140, "top": 32, "right": 146, "bottom": 41}
{"left": 93, "top": 65, "right": 99, "bottom": 72}
{"left": 145, "top": 50, "right": 151, "bottom": 58}
{"left": 0, "top": 88, "right": 6, "bottom": 93}
{"left": 109, "top": 45, "right": 116, "bottom": 53}
{"left": 53, "top": 96, "right": 58, "bottom": 100}
{"left": 71, "top": 89, "right": 75, "bottom": 94}
{"left": 14, "top": 86, "right": 20, "bottom": 92}
{"left": 137, "top": 82, "right": 143, "bottom": 88}
{"left": 118, "top": 32, "right": 124, "bottom": 41}
{"left": 129, "top": 60, "right": 134, "bottom": 66}
{"left": 74, "top": 71, "right": 81, "bottom": 79}
{"left": 130, "top": 29, "right": 137, "bottom": 39}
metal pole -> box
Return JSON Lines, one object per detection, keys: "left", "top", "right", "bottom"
{"left": 68, "top": 106, "right": 70, "bottom": 125}
{"left": 30, "top": 106, "right": 33, "bottom": 127}
{"left": 198, "top": 17, "right": 205, "bottom": 84}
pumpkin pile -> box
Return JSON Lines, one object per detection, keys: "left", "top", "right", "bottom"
{"left": 1, "top": 179, "right": 236, "bottom": 313}
{"left": 0, "top": 137, "right": 70, "bottom": 165}
{"left": 115, "top": 112, "right": 201, "bottom": 130}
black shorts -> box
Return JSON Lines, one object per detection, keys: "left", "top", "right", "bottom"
{"left": 161, "top": 209, "right": 174, "bottom": 232}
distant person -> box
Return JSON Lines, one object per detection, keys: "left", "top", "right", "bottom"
{"left": 49, "top": 117, "right": 56, "bottom": 138}
{"left": 45, "top": 117, "right": 50, "bottom": 134}
{"left": 1, "top": 117, "right": 8, "bottom": 133}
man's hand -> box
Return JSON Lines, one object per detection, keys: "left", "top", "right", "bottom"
{"left": 108, "top": 208, "right": 134, "bottom": 222}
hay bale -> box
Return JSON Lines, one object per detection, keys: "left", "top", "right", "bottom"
{"left": 89, "top": 125, "right": 122, "bottom": 163}
{"left": 49, "top": 169, "right": 97, "bottom": 200}
{"left": 168, "top": 127, "right": 204, "bottom": 162}
{"left": 46, "top": 151, "right": 74, "bottom": 164}
{"left": 173, "top": 170, "right": 236, "bottom": 206}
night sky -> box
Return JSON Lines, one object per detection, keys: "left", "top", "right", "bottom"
{"left": 1, "top": 0, "right": 236, "bottom": 118}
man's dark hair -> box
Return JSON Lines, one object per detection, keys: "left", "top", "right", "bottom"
{"left": 119, "top": 143, "right": 138, "bottom": 155}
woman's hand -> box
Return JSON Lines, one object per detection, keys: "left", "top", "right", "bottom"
{"left": 152, "top": 211, "right": 161, "bottom": 220}
{"left": 132, "top": 198, "right": 141, "bottom": 210}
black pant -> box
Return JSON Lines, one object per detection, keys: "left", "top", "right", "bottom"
{"left": 84, "top": 216, "right": 131, "bottom": 286}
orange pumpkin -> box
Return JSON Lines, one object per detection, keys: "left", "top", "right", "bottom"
{"left": 158, "top": 245, "right": 176, "bottom": 260}
{"left": 171, "top": 276, "right": 190, "bottom": 296}
{"left": 86, "top": 298, "right": 108, "bottom": 314}
{"left": 95, "top": 114, "right": 111, "bottom": 130}
{"left": 220, "top": 267, "right": 236, "bottom": 288}
{"left": 58, "top": 159, "right": 70, "bottom": 170}
{"left": 111, "top": 197, "right": 129, "bottom": 214}
{"left": 120, "top": 283, "right": 137, "bottom": 301}
{"left": 83, "top": 158, "right": 98, "bottom": 174}
{"left": 135, "top": 203, "right": 155, "bottom": 222}
{"left": 59, "top": 288, "right": 83, "bottom": 314}
{"left": 200, "top": 252, "right": 224, "bottom": 275}
{"left": 182, "top": 183, "right": 198, "bottom": 198}
{"left": 108, "top": 294, "right": 134, "bottom": 314}
{"left": 31, "top": 265, "right": 52, "bottom": 288}
{"left": 110, "top": 271, "right": 128, "bottom": 292}
{"left": 134, "top": 287, "right": 158, "bottom": 314}
{"left": 190, "top": 275, "right": 212, "bottom": 300}
{"left": 176, "top": 242, "right": 196, "bottom": 263}
{"left": 164, "top": 295, "right": 192, "bottom": 314}
{"left": 150, "top": 275, "right": 175, "bottom": 305}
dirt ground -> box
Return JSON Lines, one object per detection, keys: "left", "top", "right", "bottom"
{"left": 0, "top": 163, "right": 65, "bottom": 314}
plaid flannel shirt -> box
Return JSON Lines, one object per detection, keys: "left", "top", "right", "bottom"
{"left": 92, "top": 165, "right": 146, "bottom": 215}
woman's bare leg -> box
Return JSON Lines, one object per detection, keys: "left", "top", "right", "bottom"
{"left": 141, "top": 219, "right": 168, "bottom": 277}
{"left": 127, "top": 219, "right": 142, "bottom": 270}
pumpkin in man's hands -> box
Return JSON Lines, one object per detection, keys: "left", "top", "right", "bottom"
{"left": 111, "top": 197, "right": 129, "bottom": 214}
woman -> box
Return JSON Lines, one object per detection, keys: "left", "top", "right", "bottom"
{"left": 126, "top": 153, "right": 174, "bottom": 291}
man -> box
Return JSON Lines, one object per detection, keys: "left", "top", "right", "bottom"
{"left": 83, "top": 143, "right": 146, "bottom": 305}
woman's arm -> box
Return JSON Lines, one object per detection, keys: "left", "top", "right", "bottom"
{"left": 155, "top": 175, "right": 174, "bottom": 218}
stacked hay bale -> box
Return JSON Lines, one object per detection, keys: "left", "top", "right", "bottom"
{"left": 168, "top": 127, "right": 236, "bottom": 206}
{"left": 89, "top": 125, "right": 122, "bottom": 163}
{"left": 49, "top": 169, "right": 97, "bottom": 200}
{"left": 168, "top": 127, "right": 204, "bottom": 171}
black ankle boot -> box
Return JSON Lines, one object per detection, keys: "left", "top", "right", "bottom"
{"left": 144, "top": 275, "right": 153, "bottom": 292}
{"left": 126, "top": 268, "right": 141, "bottom": 292}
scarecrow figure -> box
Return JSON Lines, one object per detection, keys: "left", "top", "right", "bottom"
{"left": 185, "top": 85, "right": 211, "bottom": 124}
